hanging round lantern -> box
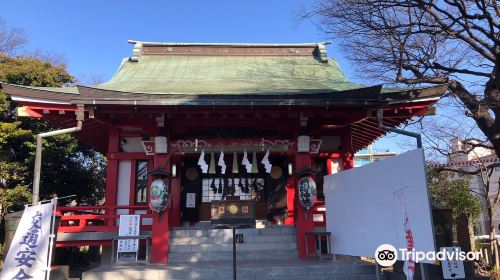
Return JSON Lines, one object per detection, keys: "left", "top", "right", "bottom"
{"left": 297, "top": 176, "right": 317, "bottom": 210}
{"left": 148, "top": 168, "right": 171, "bottom": 213}
{"left": 149, "top": 178, "right": 169, "bottom": 213}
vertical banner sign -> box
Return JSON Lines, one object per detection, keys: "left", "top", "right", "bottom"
{"left": 117, "top": 215, "right": 140, "bottom": 262}
{"left": 1, "top": 201, "right": 54, "bottom": 280}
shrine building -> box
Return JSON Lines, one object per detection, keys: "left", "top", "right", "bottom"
{"left": 0, "top": 41, "right": 446, "bottom": 265}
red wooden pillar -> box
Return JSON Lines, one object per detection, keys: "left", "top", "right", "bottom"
{"left": 151, "top": 154, "right": 170, "bottom": 264}
{"left": 326, "top": 159, "right": 333, "bottom": 175}
{"left": 105, "top": 126, "right": 119, "bottom": 224}
{"left": 285, "top": 176, "right": 295, "bottom": 225}
{"left": 341, "top": 129, "right": 354, "bottom": 170}
{"left": 294, "top": 153, "right": 315, "bottom": 259}
{"left": 169, "top": 155, "right": 181, "bottom": 227}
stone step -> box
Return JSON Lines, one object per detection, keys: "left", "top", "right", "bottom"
{"left": 168, "top": 226, "right": 299, "bottom": 263}
{"left": 82, "top": 261, "right": 377, "bottom": 280}
{"left": 170, "top": 234, "right": 296, "bottom": 245}
{"left": 169, "top": 249, "right": 300, "bottom": 262}
{"left": 87, "top": 276, "right": 376, "bottom": 280}
{"left": 169, "top": 241, "right": 297, "bottom": 253}
{"left": 176, "top": 220, "right": 273, "bottom": 229}
{"left": 170, "top": 226, "right": 296, "bottom": 238}
{"left": 148, "top": 272, "right": 376, "bottom": 280}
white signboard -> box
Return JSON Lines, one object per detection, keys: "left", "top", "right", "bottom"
{"left": 1, "top": 201, "right": 54, "bottom": 280}
{"left": 155, "top": 136, "right": 168, "bottom": 154}
{"left": 324, "top": 149, "right": 435, "bottom": 263}
{"left": 117, "top": 215, "right": 140, "bottom": 262}
{"left": 186, "top": 193, "right": 196, "bottom": 208}
{"left": 441, "top": 247, "right": 465, "bottom": 279}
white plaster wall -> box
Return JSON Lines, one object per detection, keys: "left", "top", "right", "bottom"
{"left": 117, "top": 160, "right": 131, "bottom": 215}
{"left": 116, "top": 160, "right": 153, "bottom": 226}
{"left": 120, "top": 137, "right": 144, "bottom": 152}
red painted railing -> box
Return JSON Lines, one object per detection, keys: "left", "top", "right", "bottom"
{"left": 57, "top": 205, "right": 153, "bottom": 233}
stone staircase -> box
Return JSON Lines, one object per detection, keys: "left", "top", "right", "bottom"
{"left": 168, "top": 225, "right": 299, "bottom": 262}
{"left": 82, "top": 225, "right": 378, "bottom": 280}
{"left": 82, "top": 260, "right": 378, "bottom": 280}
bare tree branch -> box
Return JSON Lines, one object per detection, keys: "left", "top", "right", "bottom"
{"left": 307, "top": 0, "right": 499, "bottom": 156}
{"left": 0, "top": 18, "right": 26, "bottom": 55}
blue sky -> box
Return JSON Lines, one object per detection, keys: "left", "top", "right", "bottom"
{"left": 2, "top": 0, "right": 407, "bottom": 152}
{"left": 3, "top": 0, "right": 343, "bottom": 79}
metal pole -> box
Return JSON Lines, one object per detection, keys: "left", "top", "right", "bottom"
{"left": 26, "top": 194, "right": 76, "bottom": 207}
{"left": 420, "top": 262, "right": 427, "bottom": 280}
{"left": 45, "top": 198, "right": 57, "bottom": 280}
{"left": 32, "top": 120, "right": 83, "bottom": 205}
{"left": 33, "top": 135, "right": 43, "bottom": 205}
{"left": 376, "top": 109, "right": 422, "bottom": 148}
{"left": 232, "top": 227, "right": 236, "bottom": 280}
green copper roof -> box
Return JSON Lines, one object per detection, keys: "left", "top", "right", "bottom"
{"left": 92, "top": 54, "right": 363, "bottom": 95}
{"left": 10, "top": 85, "right": 79, "bottom": 94}
{"left": 0, "top": 41, "right": 447, "bottom": 101}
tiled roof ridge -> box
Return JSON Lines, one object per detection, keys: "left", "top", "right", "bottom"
{"left": 127, "top": 40, "right": 331, "bottom": 47}
{"left": 127, "top": 40, "right": 331, "bottom": 63}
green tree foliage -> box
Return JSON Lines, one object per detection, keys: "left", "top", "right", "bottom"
{"left": 0, "top": 54, "right": 74, "bottom": 88}
{"left": 428, "top": 170, "right": 483, "bottom": 223}
{"left": 0, "top": 186, "right": 31, "bottom": 215}
{"left": 0, "top": 53, "right": 106, "bottom": 224}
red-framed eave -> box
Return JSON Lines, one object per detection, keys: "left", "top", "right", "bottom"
{"left": 11, "top": 100, "right": 437, "bottom": 154}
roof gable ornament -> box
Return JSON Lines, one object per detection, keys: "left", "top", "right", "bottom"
{"left": 315, "top": 42, "right": 330, "bottom": 63}
{"left": 128, "top": 40, "right": 142, "bottom": 62}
